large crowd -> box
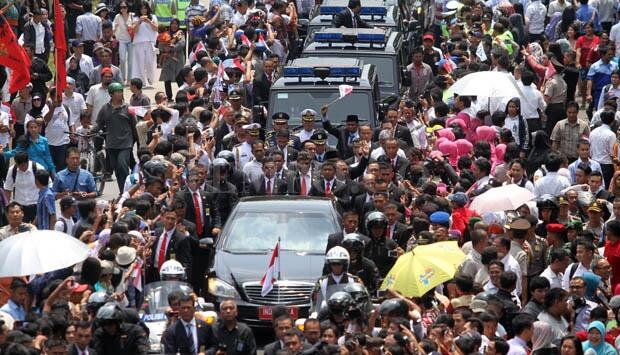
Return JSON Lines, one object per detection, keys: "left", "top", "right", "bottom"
{"left": 2, "top": 0, "right": 620, "bottom": 353}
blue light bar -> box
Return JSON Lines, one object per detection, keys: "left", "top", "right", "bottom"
{"left": 360, "top": 6, "right": 388, "bottom": 15}
{"left": 319, "top": 5, "right": 345, "bottom": 14}
{"left": 283, "top": 66, "right": 361, "bottom": 77}
{"left": 283, "top": 67, "right": 315, "bottom": 77}
{"left": 314, "top": 30, "right": 386, "bottom": 43}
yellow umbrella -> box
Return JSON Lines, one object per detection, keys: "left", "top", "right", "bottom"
{"left": 380, "top": 241, "right": 466, "bottom": 298}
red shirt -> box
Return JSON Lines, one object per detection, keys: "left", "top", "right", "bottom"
{"left": 576, "top": 35, "right": 600, "bottom": 68}
{"left": 604, "top": 238, "right": 620, "bottom": 290}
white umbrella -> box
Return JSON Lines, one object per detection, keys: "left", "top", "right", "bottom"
{"left": 469, "top": 184, "right": 535, "bottom": 214}
{"left": 0, "top": 230, "right": 89, "bottom": 277}
{"left": 449, "top": 71, "right": 524, "bottom": 99}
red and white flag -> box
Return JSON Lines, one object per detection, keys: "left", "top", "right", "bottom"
{"left": 339, "top": 84, "right": 353, "bottom": 98}
{"left": 189, "top": 41, "right": 206, "bottom": 63}
{"left": 128, "top": 106, "right": 149, "bottom": 117}
{"left": 260, "top": 241, "right": 280, "bottom": 297}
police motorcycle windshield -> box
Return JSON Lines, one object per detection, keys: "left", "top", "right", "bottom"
{"left": 143, "top": 281, "right": 193, "bottom": 315}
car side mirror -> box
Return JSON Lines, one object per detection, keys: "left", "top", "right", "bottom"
{"left": 408, "top": 20, "right": 419, "bottom": 33}
{"left": 401, "top": 68, "right": 411, "bottom": 87}
{"left": 199, "top": 238, "right": 214, "bottom": 249}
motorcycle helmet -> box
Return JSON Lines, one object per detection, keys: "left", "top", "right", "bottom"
{"left": 86, "top": 291, "right": 111, "bottom": 315}
{"left": 107, "top": 82, "right": 124, "bottom": 95}
{"left": 217, "top": 150, "right": 236, "bottom": 165}
{"left": 142, "top": 159, "right": 168, "bottom": 179}
{"left": 344, "top": 283, "right": 371, "bottom": 314}
{"left": 327, "top": 291, "right": 354, "bottom": 317}
{"left": 536, "top": 194, "right": 559, "bottom": 210}
{"left": 325, "top": 246, "right": 350, "bottom": 271}
{"left": 212, "top": 158, "right": 230, "bottom": 170}
{"left": 379, "top": 298, "right": 409, "bottom": 318}
{"left": 96, "top": 302, "right": 124, "bottom": 322}
{"left": 160, "top": 260, "right": 185, "bottom": 281}
{"left": 365, "top": 211, "right": 388, "bottom": 235}
{"left": 342, "top": 233, "right": 365, "bottom": 255}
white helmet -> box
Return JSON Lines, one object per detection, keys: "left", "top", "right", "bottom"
{"left": 160, "top": 260, "right": 185, "bottom": 280}
{"left": 325, "top": 246, "right": 350, "bottom": 269}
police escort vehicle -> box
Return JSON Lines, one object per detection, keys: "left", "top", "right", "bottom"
{"left": 301, "top": 28, "right": 410, "bottom": 101}
{"left": 307, "top": 0, "right": 405, "bottom": 36}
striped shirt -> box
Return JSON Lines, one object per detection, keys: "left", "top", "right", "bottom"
{"left": 185, "top": 3, "right": 207, "bottom": 24}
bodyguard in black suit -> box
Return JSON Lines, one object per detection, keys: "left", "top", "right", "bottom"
{"left": 147, "top": 207, "right": 193, "bottom": 284}
{"left": 162, "top": 294, "right": 215, "bottom": 355}
{"left": 248, "top": 157, "right": 288, "bottom": 196}
{"left": 268, "top": 129, "right": 299, "bottom": 166}
{"left": 176, "top": 171, "right": 222, "bottom": 239}
{"left": 215, "top": 108, "right": 236, "bottom": 154}
{"left": 332, "top": 0, "right": 371, "bottom": 28}
{"left": 69, "top": 322, "right": 97, "bottom": 355}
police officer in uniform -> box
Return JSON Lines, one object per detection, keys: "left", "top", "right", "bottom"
{"left": 215, "top": 150, "right": 246, "bottom": 194}
{"left": 312, "top": 246, "right": 361, "bottom": 313}
{"left": 294, "top": 109, "right": 317, "bottom": 143}
{"left": 232, "top": 123, "right": 261, "bottom": 170}
{"left": 342, "top": 233, "right": 380, "bottom": 295}
{"left": 228, "top": 90, "right": 252, "bottom": 122}
{"left": 266, "top": 112, "right": 302, "bottom": 150}
{"left": 92, "top": 303, "right": 149, "bottom": 355}
{"left": 363, "top": 211, "right": 401, "bottom": 277}
{"left": 221, "top": 114, "right": 249, "bottom": 152}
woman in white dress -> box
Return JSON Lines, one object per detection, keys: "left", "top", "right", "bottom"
{"left": 130, "top": 1, "right": 157, "bottom": 87}
{"left": 113, "top": 1, "right": 134, "bottom": 85}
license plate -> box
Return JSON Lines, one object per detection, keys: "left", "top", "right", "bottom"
{"left": 258, "top": 306, "right": 298, "bottom": 320}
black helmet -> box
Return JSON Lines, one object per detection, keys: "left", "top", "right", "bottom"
{"left": 536, "top": 194, "right": 559, "bottom": 210}
{"left": 327, "top": 291, "right": 354, "bottom": 316}
{"left": 344, "top": 283, "right": 371, "bottom": 314}
{"left": 96, "top": 302, "right": 124, "bottom": 321}
{"left": 142, "top": 159, "right": 168, "bottom": 179}
{"left": 212, "top": 158, "right": 230, "bottom": 170}
{"left": 217, "top": 150, "right": 235, "bottom": 165}
{"left": 365, "top": 211, "right": 388, "bottom": 233}
{"left": 86, "top": 292, "right": 110, "bottom": 314}
{"left": 379, "top": 298, "right": 409, "bottom": 318}
{"left": 342, "top": 233, "right": 365, "bottom": 254}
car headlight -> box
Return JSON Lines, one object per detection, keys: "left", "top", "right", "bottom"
{"left": 208, "top": 277, "right": 240, "bottom": 298}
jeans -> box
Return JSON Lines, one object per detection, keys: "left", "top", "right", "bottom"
{"left": 49, "top": 144, "right": 68, "bottom": 172}
{"left": 107, "top": 148, "right": 132, "bottom": 192}
{"left": 118, "top": 41, "right": 133, "bottom": 82}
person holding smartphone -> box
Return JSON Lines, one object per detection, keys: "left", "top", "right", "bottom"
{"left": 0, "top": 202, "right": 37, "bottom": 241}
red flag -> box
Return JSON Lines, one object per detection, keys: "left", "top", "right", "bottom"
{"left": 54, "top": 0, "right": 67, "bottom": 99}
{"left": 0, "top": 16, "right": 30, "bottom": 93}
{"left": 259, "top": 241, "right": 280, "bottom": 297}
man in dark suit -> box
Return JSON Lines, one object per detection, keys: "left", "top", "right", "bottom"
{"left": 268, "top": 129, "right": 299, "bottom": 167}
{"left": 286, "top": 151, "right": 316, "bottom": 196}
{"left": 381, "top": 139, "right": 411, "bottom": 180}
{"left": 270, "top": 150, "right": 291, "bottom": 181}
{"left": 22, "top": 9, "right": 52, "bottom": 62}
{"left": 69, "top": 321, "right": 97, "bottom": 355}
{"left": 252, "top": 57, "right": 277, "bottom": 107}
{"left": 162, "top": 294, "right": 215, "bottom": 355}
{"left": 309, "top": 161, "right": 351, "bottom": 211}
{"left": 332, "top": 0, "right": 370, "bottom": 28}
{"left": 147, "top": 207, "right": 193, "bottom": 284}
{"left": 263, "top": 315, "right": 294, "bottom": 355}
{"left": 248, "top": 156, "right": 287, "bottom": 196}
{"left": 215, "top": 107, "right": 236, "bottom": 154}
{"left": 320, "top": 105, "right": 360, "bottom": 160}
{"left": 385, "top": 203, "right": 412, "bottom": 249}
{"left": 325, "top": 210, "right": 370, "bottom": 251}
{"left": 372, "top": 111, "right": 415, "bottom": 147}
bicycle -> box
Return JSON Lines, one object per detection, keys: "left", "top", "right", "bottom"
{"left": 66, "top": 130, "right": 107, "bottom": 196}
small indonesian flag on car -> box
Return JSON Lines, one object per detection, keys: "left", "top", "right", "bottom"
{"left": 260, "top": 241, "right": 280, "bottom": 297}
{"left": 339, "top": 85, "right": 353, "bottom": 99}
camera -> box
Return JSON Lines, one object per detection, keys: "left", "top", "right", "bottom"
{"left": 387, "top": 249, "right": 398, "bottom": 258}
{"left": 571, "top": 295, "right": 586, "bottom": 309}
{"left": 217, "top": 344, "right": 227, "bottom": 352}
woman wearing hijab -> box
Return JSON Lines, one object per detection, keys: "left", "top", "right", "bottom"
{"left": 532, "top": 321, "right": 558, "bottom": 355}
{"left": 582, "top": 321, "right": 617, "bottom": 355}
{"left": 24, "top": 93, "right": 49, "bottom": 125}
{"left": 503, "top": 97, "right": 529, "bottom": 151}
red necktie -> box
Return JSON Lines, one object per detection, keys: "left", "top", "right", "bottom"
{"left": 300, "top": 175, "right": 307, "bottom": 196}
{"left": 267, "top": 179, "right": 272, "bottom": 195}
{"left": 193, "top": 192, "right": 203, "bottom": 236}
{"left": 157, "top": 232, "right": 168, "bottom": 270}
{"left": 325, "top": 181, "right": 331, "bottom": 196}
{"left": 386, "top": 226, "right": 391, "bottom": 239}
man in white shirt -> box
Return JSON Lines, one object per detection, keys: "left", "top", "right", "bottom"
{"left": 507, "top": 315, "right": 533, "bottom": 355}
{"left": 537, "top": 288, "right": 569, "bottom": 338}
{"left": 4, "top": 152, "right": 46, "bottom": 223}
{"left": 525, "top": 0, "right": 547, "bottom": 42}
{"left": 540, "top": 248, "right": 570, "bottom": 288}
{"left": 534, "top": 152, "right": 571, "bottom": 197}
{"left": 62, "top": 78, "right": 86, "bottom": 130}
{"left": 85, "top": 70, "right": 113, "bottom": 124}
{"left": 231, "top": 0, "right": 250, "bottom": 26}
{"left": 589, "top": 111, "right": 616, "bottom": 186}
{"left": 561, "top": 239, "right": 595, "bottom": 289}
{"left": 243, "top": 141, "right": 266, "bottom": 184}
{"left": 65, "top": 40, "right": 94, "bottom": 76}
{"left": 494, "top": 236, "right": 524, "bottom": 296}
{"left": 610, "top": 18, "right": 620, "bottom": 57}
{"left": 54, "top": 196, "right": 76, "bottom": 235}
{"left": 547, "top": 0, "right": 570, "bottom": 17}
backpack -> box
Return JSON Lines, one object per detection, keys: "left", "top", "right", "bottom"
{"left": 11, "top": 162, "right": 37, "bottom": 195}
{"left": 59, "top": 218, "right": 67, "bottom": 233}
{"left": 545, "top": 14, "right": 562, "bottom": 42}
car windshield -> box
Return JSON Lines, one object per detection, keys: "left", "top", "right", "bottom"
{"left": 357, "top": 56, "right": 395, "bottom": 87}
{"left": 222, "top": 211, "right": 337, "bottom": 253}
{"left": 271, "top": 91, "right": 372, "bottom": 127}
